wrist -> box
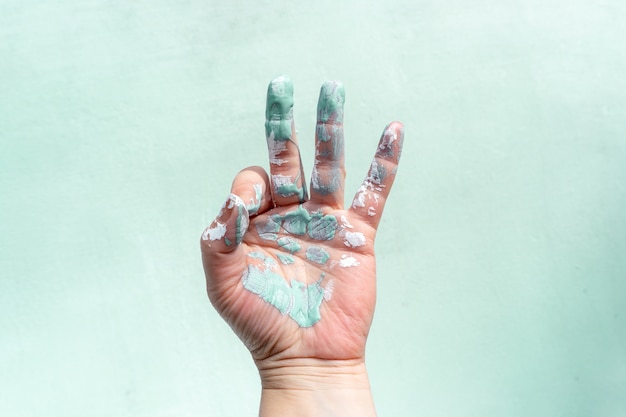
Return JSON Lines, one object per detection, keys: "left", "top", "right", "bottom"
{"left": 256, "top": 358, "right": 376, "bottom": 417}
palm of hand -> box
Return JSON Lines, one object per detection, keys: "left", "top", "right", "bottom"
{"left": 201, "top": 76, "right": 404, "bottom": 364}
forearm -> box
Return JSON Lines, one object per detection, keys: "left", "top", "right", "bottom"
{"left": 257, "top": 359, "right": 376, "bottom": 417}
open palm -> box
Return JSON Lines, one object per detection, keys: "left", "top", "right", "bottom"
{"left": 201, "top": 76, "right": 404, "bottom": 367}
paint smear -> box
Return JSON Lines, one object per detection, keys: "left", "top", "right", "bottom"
{"left": 306, "top": 246, "right": 330, "bottom": 265}
{"left": 277, "top": 253, "right": 295, "bottom": 265}
{"left": 268, "top": 132, "right": 288, "bottom": 165}
{"left": 341, "top": 215, "right": 353, "bottom": 229}
{"left": 224, "top": 194, "right": 249, "bottom": 245}
{"left": 344, "top": 231, "right": 366, "bottom": 248}
{"left": 246, "top": 184, "right": 263, "bottom": 215}
{"left": 339, "top": 255, "right": 360, "bottom": 267}
{"left": 243, "top": 252, "right": 329, "bottom": 327}
{"left": 352, "top": 160, "right": 387, "bottom": 210}
{"left": 255, "top": 206, "right": 338, "bottom": 242}
{"left": 277, "top": 236, "right": 301, "bottom": 253}
{"left": 272, "top": 174, "right": 305, "bottom": 200}
{"left": 202, "top": 222, "right": 227, "bottom": 241}
{"left": 308, "top": 213, "right": 338, "bottom": 240}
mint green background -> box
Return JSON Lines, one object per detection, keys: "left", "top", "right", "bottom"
{"left": 1, "top": 1, "right": 625, "bottom": 416}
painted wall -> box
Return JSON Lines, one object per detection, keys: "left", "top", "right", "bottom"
{"left": 1, "top": 1, "right": 625, "bottom": 416}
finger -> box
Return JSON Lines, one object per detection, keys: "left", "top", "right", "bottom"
{"left": 265, "top": 75, "right": 308, "bottom": 206}
{"left": 350, "top": 122, "right": 405, "bottom": 228}
{"left": 309, "top": 80, "right": 346, "bottom": 208}
{"left": 200, "top": 192, "right": 252, "bottom": 303}
{"left": 231, "top": 166, "right": 273, "bottom": 216}
{"left": 200, "top": 193, "right": 250, "bottom": 254}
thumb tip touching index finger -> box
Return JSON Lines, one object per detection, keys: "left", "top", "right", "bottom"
{"left": 201, "top": 194, "right": 250, "bottom": 255}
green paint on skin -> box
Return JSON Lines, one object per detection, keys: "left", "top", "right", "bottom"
{"left": 255, "top": 206, "right": 338, "bottom": 242}
{"left": 273, "top": 174, "right": 306, "bottom": 200}
{"left": 249, "top": 251, "right": 278, "bottom": 268}
{"left": 277, "top": 237, "right": 301, "bottom": 253}
{"left": 369, "top": 160, "right": 387, "bottom": 185}
{"left": 308, "top": 213, "right": 338, "bottom": 240}
{"left": 315, "top": 123, "right": 344, "bottom": 147}
{"left": 312, "top": 165, "right": 341, "bottom": 195}
{"left": 312, "top": 81, "right": 345, "bottom": 195}
{"left": 222, "top": 194, "right": 248, "bottom": 246}
{"left": 256, "top": 215, "right": 281, "bottom": 240}
{"left": 243, "top": 253, "right": 327, "bottom": 327}
{"left": 259, "top": 233, "right": 278, "bottom": 241}
{"left": 265, "top": 75, "right": 294, "bottom": 141}
{"left": 235, "top": 204, "right": 248, "bottom": 245}
{"left": 305, "top": 246, "right": 330, "bottom": 265}
{"left": 280, "top": 205, "right": 311, "bottom": 235}
{"left": 317, "top": 81, "right": 345, "bottom": 125}
{"left": 246, "top": 184, "right": 263, "bottom": 215}
{"left": 277, "top": 253, "right": 295, "bottom": 265}
{"left": 378, "top": 126, "right": 404, "bottom": 162}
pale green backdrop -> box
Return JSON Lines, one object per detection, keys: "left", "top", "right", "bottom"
{"left": 1, "top": 0, "right": 625, "bottom": 416}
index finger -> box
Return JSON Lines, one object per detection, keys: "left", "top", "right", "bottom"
{"left": 349, "top": 122, "right": 404, "bottom": 228}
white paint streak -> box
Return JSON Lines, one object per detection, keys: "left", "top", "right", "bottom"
{"left": 272, "top": 174, "right": 294, "bottom": 188}
{"left": 227, "top": 193, "right": 245, "bottom": 209}
{"left": 352, "top": 160, "right": 385, "bottom": 209}
{"left": 323, "top": 279, "right": 334, "bottom": 301}
{"left": 339, "top": 255, "right": 360, "bottom": 267}
{"left": 202, "top": 222, "right": 227, "bottom": 241}
{"left": 341, "top": 215, "right": 353, "bottom": 229}
{"left": 353, "top": 186, "right": 366, "bottom": 208}
{"left": 367, "top": 207, "right": 376, "bottom": 217}
{"left": 379, "top": 126, "right": 397, "bottom": 151}
{"left": 344, "top": 231, "right": 366, "bottom": 248}
{"left": 268, "top": 132, "right": 288, "bottom": 165}
{"left": 311, "top": 164, "right": 321, "bottom": 191}
{"left": 271, "top": 75, "right": 288, "bottom": 95}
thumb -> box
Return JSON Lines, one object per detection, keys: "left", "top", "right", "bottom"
{"left": 201, "top": 193, "right": 250, "bottom": 255}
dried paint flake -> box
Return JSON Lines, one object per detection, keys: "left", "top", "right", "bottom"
{"left": 202, "top": 222, "right": 227, "bottom": 241}
{"left": 323, "top": 279, "right": 334, "bottom": 301}
{"left": 341, "top": 215, "right": 353, "bottom": 229}
{"left": 339, "top": 255, "right": 360, "bottom": 267}
{"left": 352, "top": 160, "right": 387, "bottom": 209}
{"left": 344, "top": 231, "right": 366, "bottom": 248}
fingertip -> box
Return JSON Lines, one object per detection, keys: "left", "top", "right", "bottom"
{"left": 269, "top": 74, "right": 293, "bottom": 90}
{"left": 387, "top": 120, "right": 404, "bottom": 130}
{"left": 201, "top": 194, "right": 250, "bottom": 254}
{"left": 267, "top": 75, "right": 294, "bottom": 108}
{"left": 266, "top": 75, "right": 295, "bottom": 141}
{"left": 377, "top": 121, "right": 405, "bottom": 163}
{"left": 231, "top": 166, "right": 272, "bottom": 216}
{"left": 317, "top": 80, "right": 345, "bottom": 124}
{"left": 383, "top": 121, "right": 405, "bottom": 143}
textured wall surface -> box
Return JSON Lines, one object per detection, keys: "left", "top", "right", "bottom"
{"left": 1, "top": 1, "right": 625, "bottom": 416}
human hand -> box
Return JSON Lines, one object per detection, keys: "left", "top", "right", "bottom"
{"left": 200, "top": 75, "right": 404, "bottom": 415}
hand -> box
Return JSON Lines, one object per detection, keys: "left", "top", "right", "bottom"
{"left": 200, "top": 75, "right": 404, "bottom": 416}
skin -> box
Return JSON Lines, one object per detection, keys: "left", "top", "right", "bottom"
{"left": 201, "top": 76, "right": 404, "bottom": 416}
